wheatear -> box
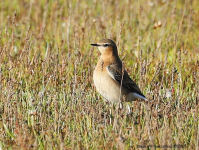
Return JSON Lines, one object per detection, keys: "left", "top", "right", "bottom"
{"left": 91, "top": 39, "right": 148, "bottom": 103}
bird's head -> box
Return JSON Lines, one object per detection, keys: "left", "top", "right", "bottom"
{"left": 91, "top": 39, "right": 118, "bottom": 56}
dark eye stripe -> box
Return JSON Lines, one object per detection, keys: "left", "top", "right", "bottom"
{"left": 104, "top": 44, "right": 110, "bottom": 47}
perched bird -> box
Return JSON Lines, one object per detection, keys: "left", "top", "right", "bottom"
{"left": 91, "top": 39, "right": 148, "bottom": 103}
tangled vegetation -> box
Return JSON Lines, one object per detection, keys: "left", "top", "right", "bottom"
{"left": 0, "top": 0, "right": 198, "bottom": 149}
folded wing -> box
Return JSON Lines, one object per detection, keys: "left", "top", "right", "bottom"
{"left": 106, "top": 64, "right": 146, "bottom": 98}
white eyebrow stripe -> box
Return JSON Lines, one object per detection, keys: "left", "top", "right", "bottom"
{"left": 97, "top": 43, "right": 111, "bottom": 45}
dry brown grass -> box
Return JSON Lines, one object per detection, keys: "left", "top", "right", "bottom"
{"left": 0, "top": 0, "right": 198, "bottom": 149}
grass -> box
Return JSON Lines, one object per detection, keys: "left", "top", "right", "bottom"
{"left": 0, "top": 0, "right": 199, "bottom": 149}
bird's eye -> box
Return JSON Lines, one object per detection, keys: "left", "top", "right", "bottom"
{"left": 104, "top": 44, "right": 109, "bottom": 47}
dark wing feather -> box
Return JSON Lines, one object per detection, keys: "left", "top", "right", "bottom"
{"left": 106, "top": 64, "right": 145, "bottom": 97}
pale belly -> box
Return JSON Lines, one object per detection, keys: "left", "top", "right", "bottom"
{"left": 93, "top": 70, "right": 127, "bottom": 102}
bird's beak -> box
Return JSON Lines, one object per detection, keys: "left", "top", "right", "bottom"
{"left": 90, "top": 43, "right": 99, "bottom": 47}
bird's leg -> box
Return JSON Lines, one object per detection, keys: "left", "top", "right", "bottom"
{"left": 113, "top": 102, "right": 120, "bottom": 130}
{"left": 109, "top": 102, "right": 112, "bottom": 124}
